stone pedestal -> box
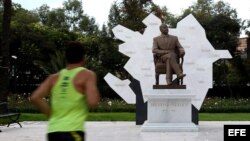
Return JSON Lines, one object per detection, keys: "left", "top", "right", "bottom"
{"left": 141, "top": 94, "right": 198, "bottom": 132}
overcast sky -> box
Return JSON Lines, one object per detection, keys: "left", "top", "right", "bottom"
{"left": 12, "top": 0, "right": 250, "bottom": 26}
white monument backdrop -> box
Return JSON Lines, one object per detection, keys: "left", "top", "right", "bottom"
{"left": 104, "top": 13, "right": 232, "bottom": 110}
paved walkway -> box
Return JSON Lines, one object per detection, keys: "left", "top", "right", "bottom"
{"left": 0, "top": 121, "right": 250, "bottom": 141}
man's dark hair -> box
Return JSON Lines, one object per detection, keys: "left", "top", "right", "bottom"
{"left": 65, "top": 41, "right": 85, "bottom": 64}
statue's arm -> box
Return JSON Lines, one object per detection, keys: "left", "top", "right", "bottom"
{"left": 176, "top": 37, "right": 185, "bottom": 57}
{"left": 152, "top": 38, "right": 168, "bottom": 54}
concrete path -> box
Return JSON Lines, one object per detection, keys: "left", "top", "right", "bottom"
{"left": 0, "top": 121, "right": 249, "bottom": 141}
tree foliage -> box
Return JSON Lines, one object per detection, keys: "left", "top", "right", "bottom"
{"left": 34, "top": 0, "right": 99, "bottom": 35}
{"left": 178, "top": 0, "right": 244, "bottom": 86}
{"left": 108, "top": 0, "right": 174, "bottom": 33}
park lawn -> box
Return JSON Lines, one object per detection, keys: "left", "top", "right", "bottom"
{"left": 199, "top": 113, "right": 250, "bottom": 121}
{"left": 19, "top": 112, "right": 250, "bottom": 121}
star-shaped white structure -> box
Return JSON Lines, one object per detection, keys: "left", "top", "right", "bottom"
{"left": 104, "top": 13, "right": 232, "bottom": 110}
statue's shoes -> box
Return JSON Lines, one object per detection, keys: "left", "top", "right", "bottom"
{"left": 166, "top": 79, "right": 172, "bottom": 85}
{"left": 167, "top": 83, "right": 172, "bottom": 85}
{"left": 177, "top": 74, "right": 186, "bottom": 79}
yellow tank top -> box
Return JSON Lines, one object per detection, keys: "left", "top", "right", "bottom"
{"left": 48, "top": 67, "right": 88, "bottom": 133}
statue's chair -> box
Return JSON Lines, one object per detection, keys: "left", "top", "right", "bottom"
{"left": 153, "top": 53, "right": 183, "bottom": 85}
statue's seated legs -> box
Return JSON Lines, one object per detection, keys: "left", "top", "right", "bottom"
{"left": 164, "top": 53, "right": 185, "bottom": 85}
{"left": 154, "top": 53, "right": 185, "bottom": 86}
{"left": 166, "top": 63, "right": 173, "bottom": 85}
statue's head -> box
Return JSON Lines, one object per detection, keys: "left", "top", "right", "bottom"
{"left": 159, "top": 23, "right": 169, "bottom": 35}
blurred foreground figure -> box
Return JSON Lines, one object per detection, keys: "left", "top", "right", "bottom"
{"left": 31, "top": 41, "right": 100, "bottom": 141}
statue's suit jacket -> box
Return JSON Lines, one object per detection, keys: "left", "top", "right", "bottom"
{"left": 152, "top": 34, "right": 185, "bottom": 79}
{"left": 152, "top": 34, "right": 184, "bottom": 55}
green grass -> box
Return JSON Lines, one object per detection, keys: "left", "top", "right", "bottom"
{"left": 18, "top": 112, "right": 250, "bottom": 122}
{"left": 200, "top": 113, "right": 250, "bottom": 121}
{"left": 20, "top": 113, "right": 47, "bottom": 121}
{"left": 87, "top": 112, "right": 135, "bottom": 121}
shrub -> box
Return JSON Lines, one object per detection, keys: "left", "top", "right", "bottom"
{"left": 200, "top": 97, "right": 250, "bottom": 113}
{"left": 7, "top": 94, "right": 250, "bottom": 113}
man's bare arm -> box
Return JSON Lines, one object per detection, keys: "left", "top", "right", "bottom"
{"left": 85, "top": 71, "right": 100, "bottom": 107}
{"left": 30, "top": 76, "right": 52, "bottom": 118}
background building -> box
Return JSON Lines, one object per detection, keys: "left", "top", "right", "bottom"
{"left": 236, "top": 36, "right": 249, "bottom": 59}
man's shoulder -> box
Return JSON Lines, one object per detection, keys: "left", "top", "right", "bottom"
{"left": 48, "top": 73, "right": 59, "bottom": 80}
{"left": 168, "top": 34, "right": 178, "bottom": 39}
{"left": 46, "top": 73, "right": 60, "bottom": 87}
{"left": 154, "top": 34, "right": 178, "bottom": 39}
{"left": 153, "top": 36, "right": 161, "bottom": 40}
{"left": 78, "top": 69, "right": 96, "bottom": 78}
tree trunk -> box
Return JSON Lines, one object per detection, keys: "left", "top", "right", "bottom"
{"left": 0, "top": 0, "right": 12, "bottom": 105}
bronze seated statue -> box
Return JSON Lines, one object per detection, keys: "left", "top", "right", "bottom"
{"left": 153, "top": 52, "right": 184, "bottom": 86}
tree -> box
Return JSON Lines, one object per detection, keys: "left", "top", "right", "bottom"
{"left": 47, "top": 8, "right": 69, "bottom": 30}
{"left": 108, "top": 1, "right": 122, "bottom": 33}
{"left": 7, "top": 3, "right": 80, "bottom": 94}
{"left": 179, "top": 0, "right": 242, "bottom": 86}
{"left": 0, "top": 0, "right": 12, "bottom": 103}
{"left": 34, "top": 0, "right": 99, "bottom": 35}
{"left": 11, "top": 6, "right": 39, "bottom": 28}
{"left": 179, "top": 0, "right": 241, "bottom": 52}
{"left": 179, "top": 0, "right": 214, "bottom": 29}
{"left": 107, "top": 0, "right": 176, "bottom": 34}
{"left": 108, "top": 0, "right": 164, "bottom": 32}
{"left": 79, "top": 15, "right": 99, "bottom": 35}
{"left": 35, "top": 4, "right": 50, "bottom": 25}
{"left": 34, "top": 50, "right": 66, "bottom": 74}
{"left": 63, "top": 0, "right": 83, "bottom": 31}
{"left": 210, "top": 2, "right": 244, "bottom": 87}
{"left": 151, "top": 5, "right": 176, "bottom": 27}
